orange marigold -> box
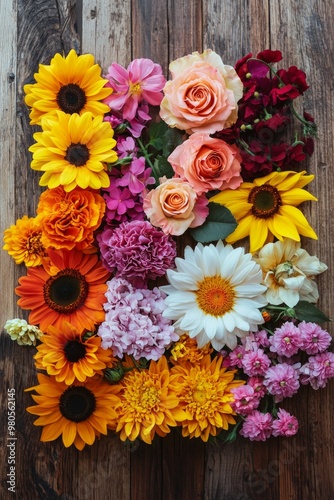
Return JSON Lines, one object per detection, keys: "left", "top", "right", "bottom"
{"left": 115, "top": 356, "right": 185, "bottom": 444}
{"left": 3, "top": 215, "right": 48, "bottom": 267}
{"left": 170, "top": 334, "right": 213, "bottom": 365}
{"left": 37, "top": 186, "right": 106, "bottom": 253}
{"left": 170, "top": 354, "right": 243, "bottom": 441}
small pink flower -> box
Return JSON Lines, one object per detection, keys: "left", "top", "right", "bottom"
{"left": 240, "top": 411, "right": 273, "bottom": 441}
{"left": 270, "top": 322, "right": 303, "bottom": 357}
{"left": 248, "top": 376, "right": 267, "bottom": 398}
{"left": 299, "top": 321, "right": 332, "bottom": 355}
{"left": 272, "top": 408, "right": 299, "bottom": 437}
{"left": 104, "top": 58, "right": 166, "bottom": 121}
{"left": 263, "top": 363, "right": 300, "bottom": 402}
{"left": 242, "top": 348, "right": 271, "bottom": 376}
{"left": 231, "top": 385, "right": 260, "bottom": 415}
{"left": 168, "top": 133, "right": 242, "bottom": 195}
{"left": 254, "top": 329, "right": 270, "bottom": 348}
{"left": 226, "top": 345, "right": 246, "bottom": 368}
{"left": 143, "top": 177, "right": 209, "bottom": 236}
{"left": 300, "top": 352, "right": 334, "bottom": 389}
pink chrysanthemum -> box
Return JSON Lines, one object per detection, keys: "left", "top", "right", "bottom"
{"left": 226, "top": 346, "right": 246, "bottom": 369}
{"left": 231, "top": 385, "right": 260, "bottom": 415}
{"left": 263, "top": 363, "right": 300, "bottom": 402}
{"left": 240, "top": 411, "right": 273, "bottom": 441}
{"left": 98, "top": 277, "right": 178, "bottom": 360}
{"left": 104, "top": 58, "right": 166, "bottom": 121}
{"left": 269, "top": 322, "right": 303, "bottom": 357}
{"left": 97, "top": 220, "right": 176, "bottom": 288}
{"left": 300, "top": 352, "right": 334, "bottom": 389}
{"left": 248, "top": 376, "right": 267, "bottom": 398}
{"left": 298, "top": 321, "right": 332, "bottom": 355}
{"left": 272, "top": 408, "right": 299, "bottom": 437}
{"left": 242, "top": 348, "right": 271, "bottom": 376}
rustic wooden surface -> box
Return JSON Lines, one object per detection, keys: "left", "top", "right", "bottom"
{"left": 1, "top": 0, "right": 333, "bottom": 498}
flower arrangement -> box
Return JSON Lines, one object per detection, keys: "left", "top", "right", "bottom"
{"left": 3, "top": 48, "right": 333, "bottom": 450}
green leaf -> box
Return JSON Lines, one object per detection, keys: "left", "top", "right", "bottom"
{"left": 153, "top": 155, "right": 175, "bottom": 179}
{"left": 148, "top": 120, "right": 169, "bottom": 142}
{"left": 293, "top": 301, "right": 331, "bottom": 323}
{"left": 189, "top": 203, "right": 237, "bottom": 243}
{"left": 162, "top": 128, "right": 184, "bottom": 157}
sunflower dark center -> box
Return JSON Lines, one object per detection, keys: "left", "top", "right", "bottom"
{"left": 44, "top": 269, "right": 89, "bottom": 314}
{"left": 64, "top": 340, "right": 87, "bottom": 362}
{"left": 248, "top": 184, "right": 282, "bottom": 219}
{"left": 59, "top": 386, "right": 96, "bottom": 422}
{"left": 65, "top": 143, "right": 90, "bottom": 166}
{"left": 56, "top": 83, "right": 87, "bottom": 114}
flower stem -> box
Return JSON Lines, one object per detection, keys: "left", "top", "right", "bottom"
{"left": 137, "top": 137, "right": 160, "bottom": 183}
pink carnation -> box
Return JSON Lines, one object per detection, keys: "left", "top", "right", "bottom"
{"left": 299, "top": 321, "right": 332, "bottom": 355}
{"left": 240, "top": 411, "right": 273, "bottom": 441}
{"left": 263, "top": 363, "right": 300, "bottom": 402}
{"left": 241, "top": 348, "right": 271, "bottom": 376}
{"left": 231, "top": 385, "right": 260, "bottom": 415}
{"left": 269, "top": 322, "right": 303, "bottom": 357}
{"left": 104, "top": 58, "right": 166, "bottom": 121}
{"left": 97, "top": 220, "right": 176, "bottom": 288}
{"left": 272, "top": 409, "right": 299, "bottom": 437}
{"left": 98, "top": 277, "right": 178, "bottom": 360}
{"left": 300, "top": 351, "right": 334, "bottom": 389}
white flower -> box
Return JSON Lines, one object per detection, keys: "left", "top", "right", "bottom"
{"left": 4, "top": 318, "right": 43, "bottom": 346}
{"left": 160, "top": 240, "right": 267, "bottom": 350}
{"left": 254, "top": 238, "right": 327, "bottom": 308}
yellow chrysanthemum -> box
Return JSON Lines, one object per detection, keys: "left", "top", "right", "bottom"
{"left": 3, "top": 215, "right": 48, "bottom": 267}
{"left": 29, "top": 111, "right": 117, "bottom": 191}
{"left": 26, "top": 373, "right": 121, "bottom": 450}
{"left": 24, "top": 49, "right": 112, "bottom": 125}
{"left": 115, "top": 356, "right": 185, "bottom": 444}
{"left": 170, "top": 334, "right": 213, "bottom": 365}
{"left": 210, "top": 170, "right": 318, "bottom": 253}
{"left": 34, "top": 322, "right": 116, "bottom": 385}
{"left": 169, "top": 355, "right": 243, "bottom": 442}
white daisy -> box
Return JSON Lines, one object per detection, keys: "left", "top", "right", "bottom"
{"left": 254, "top": 238, "right": 328, "bottom": 308}
{"left": 160, "top": 240, "right": 267, "bottom": 350}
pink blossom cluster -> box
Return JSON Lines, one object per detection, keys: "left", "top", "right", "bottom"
{"left": 225, "top": 320, "right": 333, "bottom": 441}
{"left": 98, "top": 277, "right": 178, "bottom": 360}
{"left": 97, "top": 220, "right": 177, "bottom": 288}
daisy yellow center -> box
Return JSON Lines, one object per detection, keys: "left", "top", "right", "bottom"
{"left": 59, "top": 386, "right": 96, "bottom": 422}
{"left": 44, "top": 269, "right": 89, "bottom": 314}
{"left": 65, "top": 143, "right": 90, "bottom": 166}
{"left": 130, "top": 82, "right": 141, "bottom": 95}
{"left": 196, "top": 276, "right": 235, "bottom": 316}
{"left": 26, "top": 232, "right": 45, "bottom": 256}
{"left": 248, "top": 184, "right": 282, "bottom": 219}
{"left": 56, "top": 83, "right": 87, "bottom": 114}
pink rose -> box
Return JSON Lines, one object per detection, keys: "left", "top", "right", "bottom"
{"left": 143, "top": 177, "right": 208, "bottom": 236}
{"left": 160, "top": 49, "right": 243, "bottom": 134}
{"left": 168, "top": 133, "right": 243, "bottom": 195}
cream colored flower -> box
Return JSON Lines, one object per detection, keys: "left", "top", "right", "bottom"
{"left": 254, "top": 239, "right": 327, "bottom": 308}
{"left": 4, "top": 319, "right": 43, "bottom": 346}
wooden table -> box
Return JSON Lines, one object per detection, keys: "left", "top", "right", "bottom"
{"left": 0, "top": 1, "right": 333, "bottom": 498}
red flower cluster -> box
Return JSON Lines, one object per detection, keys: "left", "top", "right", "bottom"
{"left": 217, "top": 50, "right": 317, "bottom": 180}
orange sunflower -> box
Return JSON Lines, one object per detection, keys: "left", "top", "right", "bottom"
{"left": 169, "top": 354, "right": 243, "bottom": 441}
{"left": 37, "top": 186, "right": 106, "bottom": 253}
{"left": 3, "top": 215, "right": 48, "bottom": 267}
{"left": 24, "top": 49, "right": 112, "bottom": 125}
{"left": 115, "top": 356, "right": 185, "bottom": 444}
{"left": 34, "top": 322, "right": 116, "bottom": 385}
{"left": 15, "top": 248, "right": 110, "bottom": 333}
{"left": 26, "top": 373, "right": 121, "bottom": 450}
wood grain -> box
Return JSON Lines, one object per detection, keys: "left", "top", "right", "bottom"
{"left": 1, "top": 0, "right": 333, "bottom": 499}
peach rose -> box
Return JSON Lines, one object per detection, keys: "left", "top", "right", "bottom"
{"left": 160, "top": 49, "right": 243, "bottom": 134}
{"left": 168, "top": 132, "right": 243, "bottom": 195}
{"left": 143, "top": 177, "right": 209, "bottom": 236}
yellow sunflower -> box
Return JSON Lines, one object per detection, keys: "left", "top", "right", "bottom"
{"left": 34, "top": 322, "right": 116, "bottom": 385}
{"left": 115, "top": 356, "right": 185, "bottom": 444}
{"left": 24, "top": 49, "right": 112, "bottom": 125}
{"left": 210, "top": 170, "right": 318, "bottom": 253}
{"left": 29, "top": 111, "right": 117, "bottom": 192}
{"left": 26, "top": 373, "right": 121, "bottom": 450}
{"left": 169, "top": 355, "right": 243, "bottom": 441}
{"left": 3, "top": 215, "right": 48, "bottom": 267}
